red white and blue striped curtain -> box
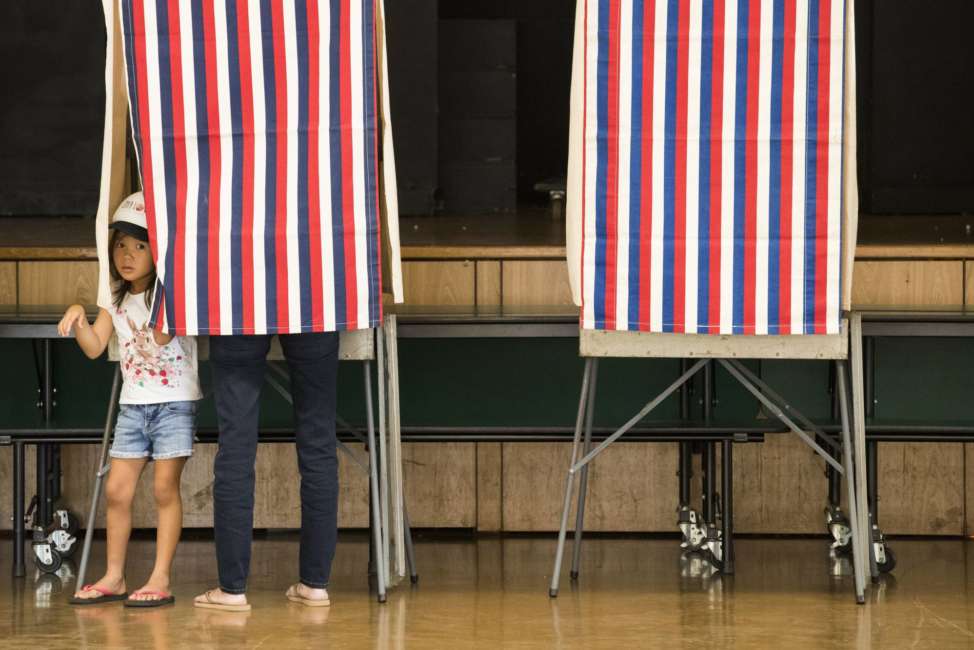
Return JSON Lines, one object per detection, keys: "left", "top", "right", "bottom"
{"left": 112, "top": 0, "right": 389, "bottom": 335}
{"left": 568, "top": 0, "right": 852, "bottom": 335}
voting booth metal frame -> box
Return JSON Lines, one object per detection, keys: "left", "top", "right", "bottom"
{"left": 2, "top": 312, "right": 413, "bottom": 604}
{"left": 548, "top": 323, "right": 872, "bottom": 604}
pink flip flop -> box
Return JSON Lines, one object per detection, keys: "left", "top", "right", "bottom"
{"left": 125, "top": 590, "right": 175, "bottom": 608}
{"left": 68, "top": 584, "right": 129, "bottom": 606}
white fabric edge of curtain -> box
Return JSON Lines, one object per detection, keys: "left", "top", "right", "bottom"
{"left": 566, "top": 0, "right": 586, "bottom": 307}
{"left": 96, "top": 0, "right": 116, "bottom": 312}
{"left": 377, "top": 0, "right": 404, "bottom": 304}
{"left": 841, "top": 0, "right": 858, "bottom": 311}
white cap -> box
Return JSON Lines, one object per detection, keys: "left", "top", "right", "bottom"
{"left": 110, "top": 192, "right": 149, "bottom": 241}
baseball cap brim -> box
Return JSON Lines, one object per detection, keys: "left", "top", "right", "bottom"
{"left": 110, "top": 221, "right": 150, "bottom": 242}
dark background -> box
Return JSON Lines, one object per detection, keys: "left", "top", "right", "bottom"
{"left": 0, "top": 1, "right": 107, "bottom": 216}
{"left": 0, "top": 0, "right": 971, "bottom": 217}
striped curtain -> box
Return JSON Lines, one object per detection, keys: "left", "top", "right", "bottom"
{"left": 571, "top": 0, "right": 849, "bottom": 335}
{"left": 117, "top": 0, "right": 387, "bottom": 335}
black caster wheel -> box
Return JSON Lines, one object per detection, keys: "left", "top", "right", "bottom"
{"left": 570, "top": 571, "right": 579, "bottom": 580}
{"left": 377, "top": 594, "right": 388, "bottom": 604}
{"left": 877, "top": 547, "right": 896, "bottom": 574}
{"left": 32, "top": 544, "right": 62, "bottom": 574}
{"left": 548, "top": 588, "right": 558, "bottom": 598}
{"left": 707, "top": 554, "right": 724, "bottom": 573}
{"left": 410, "top": 575, "right": 419, "bottom": 585}
{"left": 58, "top": 538, "right": 80, "bottom": 560}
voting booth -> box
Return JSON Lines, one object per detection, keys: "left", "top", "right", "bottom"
{"left": 75, "top": 0, "right": 411, "bottom": 602}
{"left": 551, "top": 0, "right": 870, "bottom": 602}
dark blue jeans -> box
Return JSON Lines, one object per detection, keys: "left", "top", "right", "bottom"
{"left": 210, "top": 333, "right": 340, "bottom": 594}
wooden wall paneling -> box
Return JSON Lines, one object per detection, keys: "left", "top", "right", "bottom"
{"left": 18, "top": 261, "right": 99, "bottom": 306}
{"left": 402, "top": 261, "right": 475, "bottom": 306}
{"left": 965, "top": 261, "right": 974, "bottom": 307}
{"left": 476, "top": 260, "right": 501, "bottom": 307}
{"left": 476, "top": 442, "right": 502, "bottom": 531}
{"left": 501, "top": 442, "right": 678, "bottom": 532}
{"left": 501, "top": 260, "right": 574, "bottom": 307}
{"left": 852, "top": 260, "right": 964, "bottom": 306}
{"left": 0, "top": 262, "right": 16, "bottom": 305}
{"left": 55, "top": 443, "right": 370, "bottom": 530}
{"left": 731, "top": 434, "right": 829, "bottom": 534}
{"left": 0, "top": 446, "right": 37, "bottom": 531}
{"left": 402, "top": 443, "right": 476, "bottom": 528}
{"left": 875, "top": 442, "right": 964, "bottom": 535}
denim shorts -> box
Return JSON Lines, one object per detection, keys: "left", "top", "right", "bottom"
{"left": 110, "top": 401, "right": 197, "bottom": 460}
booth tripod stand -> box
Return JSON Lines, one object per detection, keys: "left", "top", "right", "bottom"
{"left": 549, "top": 325, "right": 870, "bottom": 604}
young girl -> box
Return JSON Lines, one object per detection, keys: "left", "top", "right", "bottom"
{"left": 60, "top": 192, "right": 201, "bottom": 608}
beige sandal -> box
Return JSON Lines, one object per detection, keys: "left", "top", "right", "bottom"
{"left": 193, "top": 588, "right": 252, "bottom": 612}
{"left": 285, "top": 584, "right": 331, "bottom": 607}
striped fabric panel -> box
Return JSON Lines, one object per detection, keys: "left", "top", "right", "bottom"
{"left": 579, "top": 0, "right": 845, "bottom": 335}
{"left": 120, "top": 0, "right": 382, "bottom": 335}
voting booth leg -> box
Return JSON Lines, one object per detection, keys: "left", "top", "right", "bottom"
{"left": 375, "top": 332, "right": 392, "bottom": 593}
{"left": 550, "top": 358, "right": 595, "bottom": 598}
{"left": 551, "top": 359, "right": 707, "bottom": 597}
{"left": 570, "top": 360, "right": 599, "bottom": 581}
{"left": 364, "top": 362, "right": 387, "bottom": 603}
{"left": 76, "top": 366, "right": 121, "bottom": 592}
{"left": 849, "top": 315, "right": 876, "bottom": 589}
{"left": 836, "top": 362, "right": 867, "bottom": 604}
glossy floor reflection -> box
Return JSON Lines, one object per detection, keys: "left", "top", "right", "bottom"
{"left": 4, "top": 534, "right": 974, "bottom": 648}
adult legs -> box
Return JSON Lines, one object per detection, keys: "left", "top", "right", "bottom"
{"left": 280, "top": 332, "right": 340, "bottom": 593}
{"left": 209, "top": 335, "right": 271, "bottom": 596}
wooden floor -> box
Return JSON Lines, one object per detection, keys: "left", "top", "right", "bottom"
{"left": 4, "top": 533, "right": 974, "bottom": 648}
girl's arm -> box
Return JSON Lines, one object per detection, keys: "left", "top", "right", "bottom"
{"left": 58, "top": 306, "right": 114, "bottom": 359}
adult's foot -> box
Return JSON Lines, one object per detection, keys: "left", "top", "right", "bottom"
{"left": 193, "top": 588, "right": 251, "bottom": 611}
{"left": 285, "top": 583, "right": 330, "bottom": 607}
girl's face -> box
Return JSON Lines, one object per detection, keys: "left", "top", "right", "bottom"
{"left": 112, "top": 233, "right": 154, "bottom": 291}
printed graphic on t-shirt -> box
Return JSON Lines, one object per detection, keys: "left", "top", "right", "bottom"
{"left": 111, "top": 291, "right": 201, "bottom": 405}
{"left": 120, "top": 312, "right": 187, "bottom": 390}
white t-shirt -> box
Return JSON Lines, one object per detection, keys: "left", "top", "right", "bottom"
{"left": 111, "top": 291, "right": 202, "bottom": 405}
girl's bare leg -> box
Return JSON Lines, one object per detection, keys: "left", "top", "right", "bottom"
{"left": 130, "top": 457, "right": 187, "bottom": 601}
{"left": 73, "top": 458, "right": 147, "bottom": 598}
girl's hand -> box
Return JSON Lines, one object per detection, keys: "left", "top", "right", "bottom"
{"left": 58, "top": 305, "right": 88, "bottom": 337}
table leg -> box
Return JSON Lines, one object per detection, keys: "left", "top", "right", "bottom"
{"left": 721, "top": 439, "right": 735, "bottom": 574}
{"left": 13, "top": 441, "right": 26, "bottom": 577}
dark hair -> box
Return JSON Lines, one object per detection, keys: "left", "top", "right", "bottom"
{"left": 109, "top": 229, "right": 155, "bottom": 310}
